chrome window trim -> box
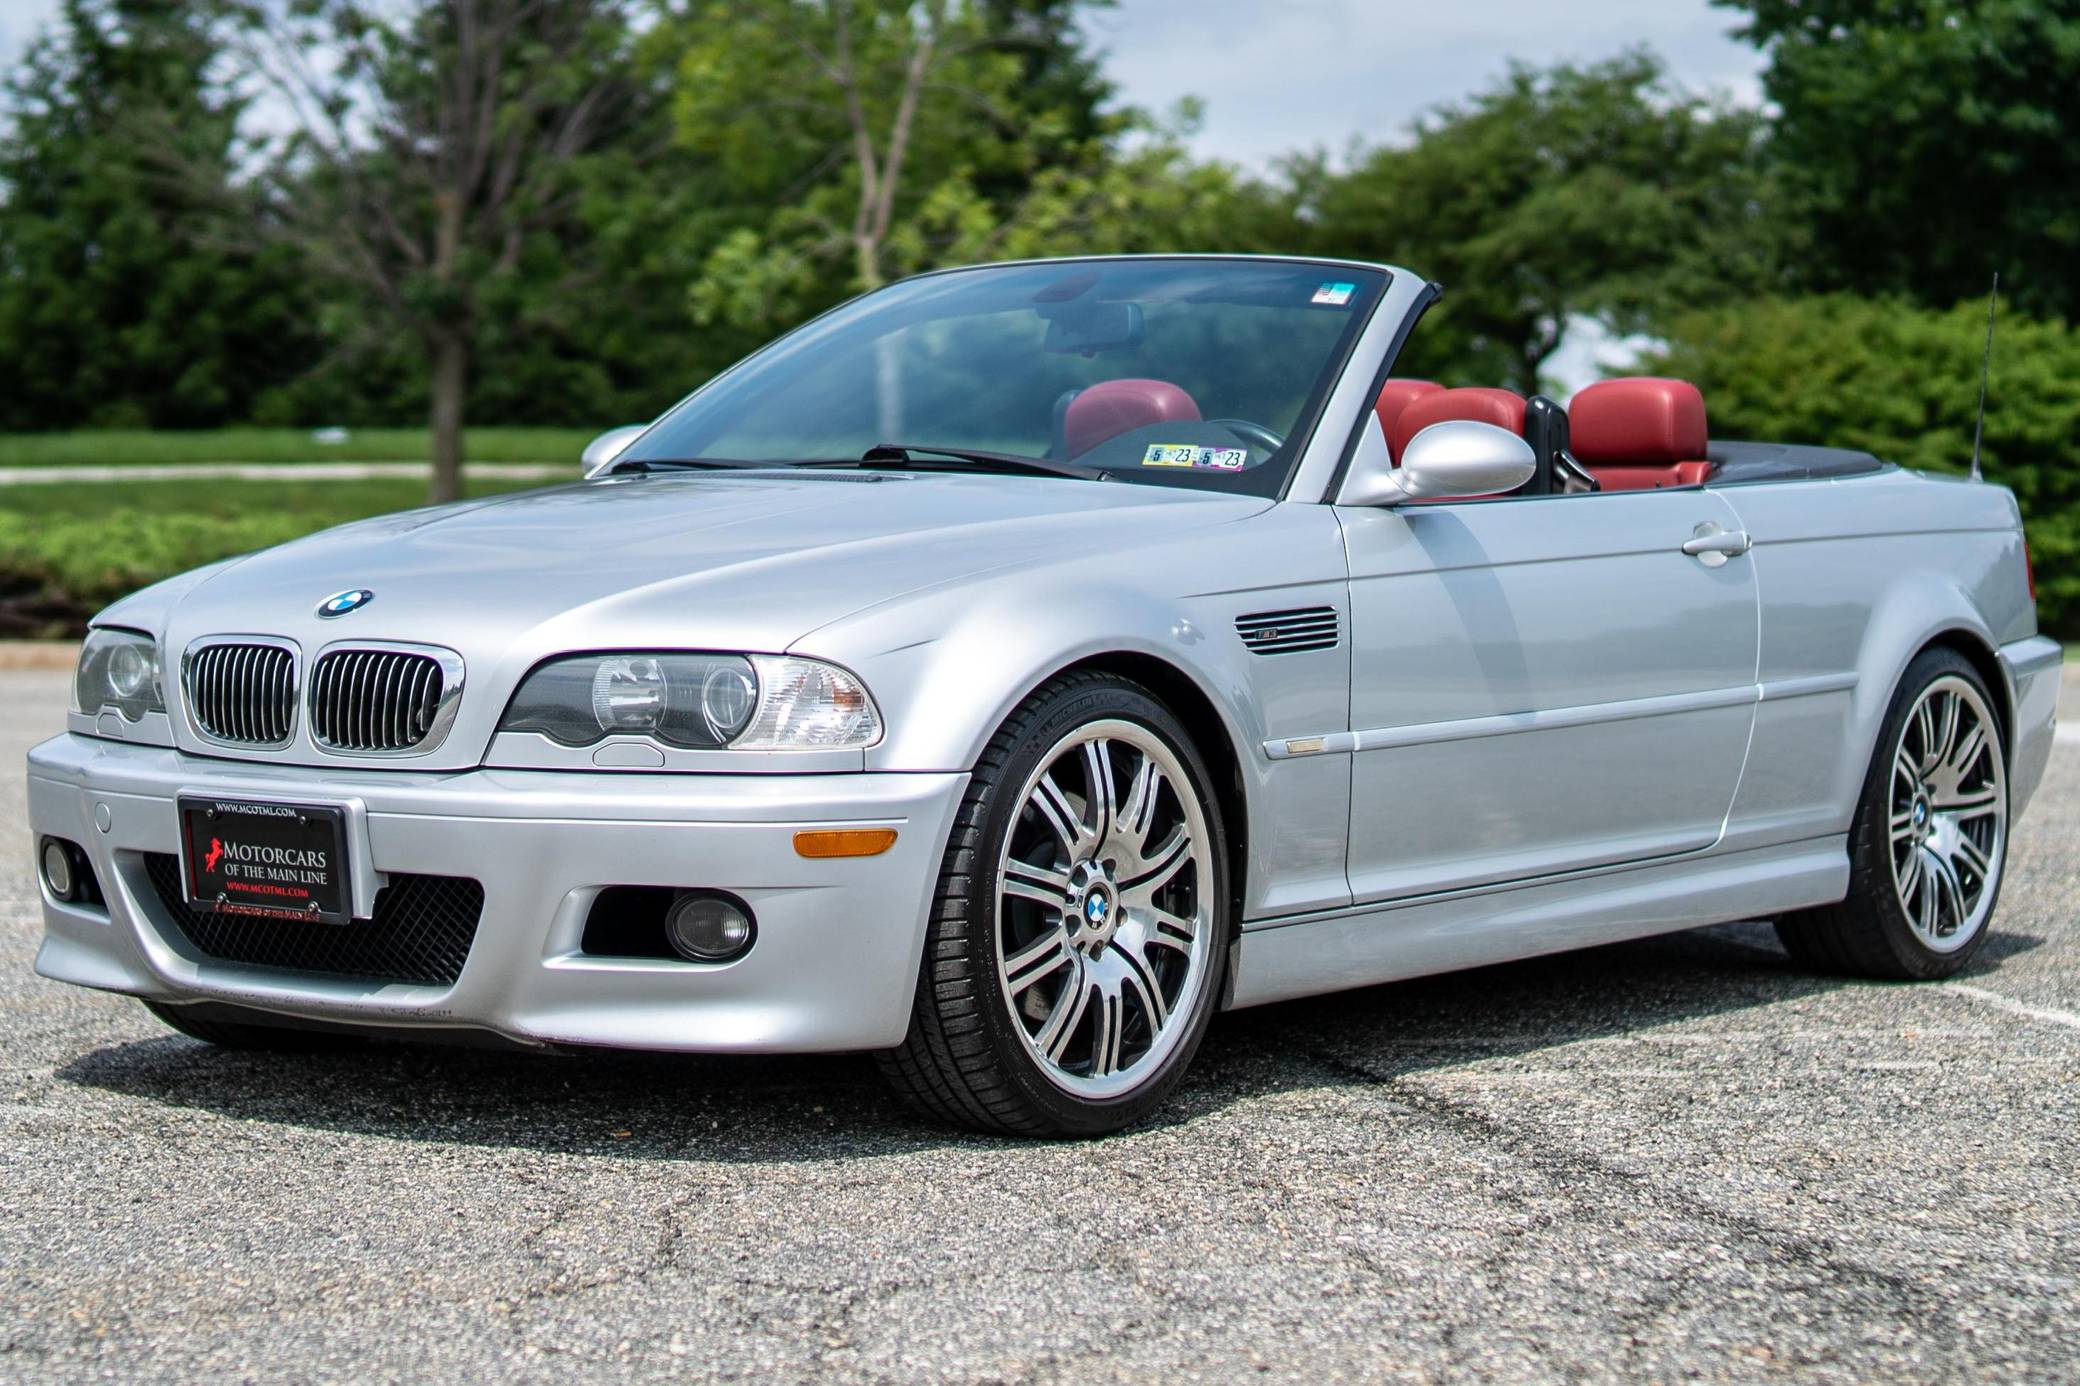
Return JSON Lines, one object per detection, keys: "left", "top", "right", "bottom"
{"left": 306, "top": 640, "right": 467, "bottom": 759}
{"left": 178, "top": 634, "right": 301, "bottom": 751}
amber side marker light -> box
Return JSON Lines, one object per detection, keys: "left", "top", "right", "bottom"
{"left": 794, "top": 828, "right": 899, "bottom": 859}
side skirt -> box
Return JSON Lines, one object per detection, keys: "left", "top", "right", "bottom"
{"left": 1228, "top": 835, "right": 1848, "bottom": 1009}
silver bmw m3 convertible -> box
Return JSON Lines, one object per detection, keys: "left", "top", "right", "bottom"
{"left": 28, "top": 255, "right": 2061, "bottom": 1135}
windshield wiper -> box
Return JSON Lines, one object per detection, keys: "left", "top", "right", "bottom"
{"left": 831, "top": 443, "right": 1107, "bottom": 482}
{"left": 619, "top": 446, "right": 1106, "bottom": 482}
{"left": 608, "top": 457, "right": 774, "bottom": 474}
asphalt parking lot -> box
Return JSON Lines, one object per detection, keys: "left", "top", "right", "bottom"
{"left": 2, "top": 664, "right": 2075, "bottom": 1383}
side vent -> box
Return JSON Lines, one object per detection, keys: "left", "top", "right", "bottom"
{"left": 1235, "top": 606, "right": 1339, "bottom": 655}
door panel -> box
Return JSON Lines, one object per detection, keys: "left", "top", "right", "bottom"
{"left": 1338, "top": 489, "right": 1761, "bottom": 902}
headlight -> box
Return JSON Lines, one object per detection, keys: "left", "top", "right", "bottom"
{"left": 500, "top": 653, "right": 881, "bottom": 751}
{"left": 74, "top": 629, "right": 165, "bottom": 722}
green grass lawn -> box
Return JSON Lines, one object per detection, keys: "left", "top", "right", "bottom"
{"left": 0, "top": 427, "right": 597, "bottom": 467}
{"left": 0, "top": 475, "right": 547, "bottom": 636}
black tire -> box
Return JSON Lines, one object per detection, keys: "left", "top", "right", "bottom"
{"left": 142, "top": 999, "right": 362, "bottom": 1051}
{"left": 877, "top": 671, "right": 1231, "bottom": 1137}
{"left": 1775, "top": 647, "right": 2008, "bottom": 980}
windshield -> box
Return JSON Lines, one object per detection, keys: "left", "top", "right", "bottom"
{"left": 621, "top": 258, "right": 1389, "bottom": 495}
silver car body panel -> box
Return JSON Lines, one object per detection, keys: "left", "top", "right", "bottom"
{"left": 28, "top": 255, "right": 2061, "bottom": 1051}
{"left": 1337, "top": 486, "right": 1761, "bottom": 902}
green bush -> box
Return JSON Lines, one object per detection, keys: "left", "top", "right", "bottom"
{"left": 1647, "top": 296, "right": 2080, "bottom": 636}
{"left": 0, "top": 427, "right": 596, "bottom": 467}
{"left": 0, "top": 477, "right": 539, "bottom": 636}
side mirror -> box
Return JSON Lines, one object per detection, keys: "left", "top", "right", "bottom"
{"left": 1340, "top": 418, "right": 1537, "bottom": 506}
{"left": 581, "top": 424, "right": 650, "bottom": 478}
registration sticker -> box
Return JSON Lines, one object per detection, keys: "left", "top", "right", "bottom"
{"left": 1311, "top": 281, "right": 1356, "bottom": 306}
{"left": 1142, "top": 444, "right": 1249, "bottom": 471}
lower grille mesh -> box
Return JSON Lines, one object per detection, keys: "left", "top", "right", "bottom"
{"left": 142, "top": 853, "right": 482, "bottom": 987}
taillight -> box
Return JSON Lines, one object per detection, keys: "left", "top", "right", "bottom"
{"left": 2024, "top": 537, "right": 2037, "bottom": 602}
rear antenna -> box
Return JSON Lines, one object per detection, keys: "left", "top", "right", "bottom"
{"left": 1970, "top": 272, "right": 1999, "bottom": 482}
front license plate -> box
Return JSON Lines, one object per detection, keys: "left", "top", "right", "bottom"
{"left": 179, "top": 796, "right": 351, "bottom": 925}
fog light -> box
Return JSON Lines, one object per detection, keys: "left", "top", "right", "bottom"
{"left": 41, "top": 838, "right": 76, "bottom": 901}
{"left": 664, "top": 891, "right": 755, "bottom": 961}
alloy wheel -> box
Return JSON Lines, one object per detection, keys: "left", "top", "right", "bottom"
{"left": 1887, "top": 675, "right": 2006, "bottom": 953}
{"left": 995, "top": 719, "right": 1216, "bottom": 1099}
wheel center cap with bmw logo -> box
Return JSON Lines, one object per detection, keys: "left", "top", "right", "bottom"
{"left": 317, "top": 589, "right": 374, "bottom": 618}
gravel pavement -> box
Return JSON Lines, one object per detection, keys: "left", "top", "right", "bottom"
{"left": 3, "top": 667, "right": 2076, "bottom": 1383}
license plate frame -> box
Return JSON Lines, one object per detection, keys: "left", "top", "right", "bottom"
{"left": 177, "top": 795, "right": 353, "bottom": 925}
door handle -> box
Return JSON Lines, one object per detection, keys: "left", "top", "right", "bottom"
{"left": 1682, "top": 524, "right": 1751, "bottom": 566}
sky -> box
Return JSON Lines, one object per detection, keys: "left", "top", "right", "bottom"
{"left": 1088, "top": 0, "right": 1766, "bottom": 169}
{"left": 0, "top": 1, "right": 50, "bottom": 73}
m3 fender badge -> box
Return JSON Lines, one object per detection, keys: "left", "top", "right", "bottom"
{"left": 316, "top": 588, "right": 375, "bottom": 618}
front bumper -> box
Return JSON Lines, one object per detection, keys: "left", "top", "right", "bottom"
{"left": 26, "top": 733, "right": 966, "bottom": 1052}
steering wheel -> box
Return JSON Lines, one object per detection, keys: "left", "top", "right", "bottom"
{"left": 1207, "top": 419, "right": 1285, "bottom": 454}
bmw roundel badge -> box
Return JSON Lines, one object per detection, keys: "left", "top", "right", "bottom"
{"left": 316, "top": 588, "right": 375, "bottom": 619}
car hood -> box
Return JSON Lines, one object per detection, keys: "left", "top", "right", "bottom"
{"left": 144, "top": 468, "right": 1271, "bottom": 670}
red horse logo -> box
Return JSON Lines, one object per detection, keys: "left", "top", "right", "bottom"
{"left": 203, "top": 838, "right": 224, "bottom": 874}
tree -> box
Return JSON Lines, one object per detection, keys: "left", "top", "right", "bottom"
{"left": 212, "top": 0, "right": 655, "bottom": 500}
{"left": 1718, "top": 0, "right": 2080, "bottom": 323}
{"left": 912, "top": 105, "right": 1297, "bottom": 266}
{"left": 665, "top": 0, "right": 1116, "bottom": 312}
{"left": 1294, "top": 51, "right": 1786, "bottom": 394}
{"left": 1646, "top": 295, "right": 2080, "bottom": 635}
{"left": 0, "top": 0, "right": 315, "bottom": 430}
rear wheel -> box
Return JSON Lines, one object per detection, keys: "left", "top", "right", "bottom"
{"left": 878, "top": 672, "right": 1229, "bottom": 1136}
{"left": 1776, "top": 648, "right": 2008, "bottom": 979}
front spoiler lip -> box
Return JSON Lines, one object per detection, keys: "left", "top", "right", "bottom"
{"left": 27, "top": 732, "right": 968, "bottom": 1053}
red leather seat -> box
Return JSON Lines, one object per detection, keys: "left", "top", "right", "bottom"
{"left": 1570, "top": 377, "right": 1711, "bottom": 490}
{"left": 1386, "top": 386, "right": 1529, "bottom": 502}
{"left": 1062, "top": 379, "right": 1201, "bottom": 458}
{"left": 1374, "top": 379, "right": 1443, "bottom": 457}
{"left": 1388, "top": 386, "right": 1528, "bottom": 460}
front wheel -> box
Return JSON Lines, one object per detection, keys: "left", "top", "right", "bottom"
{"left": 1776, "top": 647, "right": 2009, "bottom": 979}
{"left": 878, "top": 672, "right": 1229, "bottom": 1136}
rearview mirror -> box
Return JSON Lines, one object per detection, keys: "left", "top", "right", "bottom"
{"left": 1040, "top": 300, "right": 1144, "bottom": 355}
{"left": 581, "top": 424, "right": 650, "bottom": 478}
{"left": 1340, "top": 419, "right": 1536, "bottom": 506}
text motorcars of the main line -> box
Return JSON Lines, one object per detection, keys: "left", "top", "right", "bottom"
{"left": 28, "top": 256, "right": 2061, "bottom": 1135}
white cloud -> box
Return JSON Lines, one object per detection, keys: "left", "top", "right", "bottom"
{"left": 0, "top": 0, "right": 62, "bottom": 71}
{"left": 1086, "top": 0, "right": 1766, "bottom": 169}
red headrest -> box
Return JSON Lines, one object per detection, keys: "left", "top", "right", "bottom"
{"left": 1374, "top": 379, "right": 1443, "bottom": 452}
{"left": 1063, "top": 379, "right": 1201, "bottom": 458}
{"left": 1390, "top": 386, "right": 1527, "bottom": 459}
{"left": 1571, "top": 377, "right": 1707, "bottom": 464}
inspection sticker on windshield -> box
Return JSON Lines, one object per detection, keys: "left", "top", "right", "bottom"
{"left": 1311, "top": 281, "right": 1356, "bottom": 306}
{"left": 1143, "top": 444, "right": 1248, "bottom": 471}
